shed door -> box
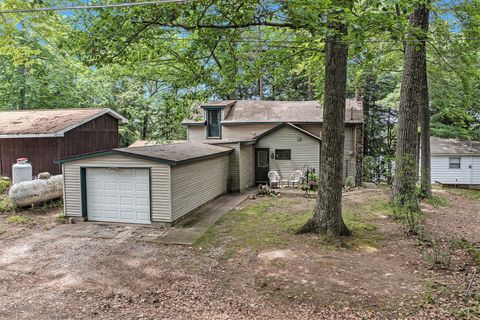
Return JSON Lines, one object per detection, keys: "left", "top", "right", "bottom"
{"left": 86, "top": 168, "right": 151, "bottom": 224}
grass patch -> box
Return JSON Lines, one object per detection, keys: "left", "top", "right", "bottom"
{"left": 7, "top": 214, "right": 34, "bottom": 225}
{"left": 196, "top": 193, "right": 390, "bottom": 256}
{"left": 342, "top": 194, "right": 391, "bottom": 249}
{"left": 460, "top": 239, "right": 480, "bottom": 266}
{"left": 195, "top": 198, "right": 311, "bottom": 254}
{"left": 424, "top": 194, "right": 449, "bottom": 208}
{"left": 0, "top": 228, "right": 5, "bottom": 235}
{"left": 448, "top": 188, "right": 480, "bottom": 201}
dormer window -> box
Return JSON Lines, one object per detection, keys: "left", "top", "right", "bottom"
{"left": 206, "top": 108, "right": 221, "bottom": 138}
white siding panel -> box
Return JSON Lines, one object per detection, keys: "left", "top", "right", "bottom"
{"left": 255, "top": 126, "right": 320, "bottom": 180}
{"left": 239, "top": 144, "right": 254, "bottom": 190}
{"left": 431, "top": 156, "right": 480, "bottom": 185}
{"left": 170, "top": 155, "right": 229, "bottom": 221}
{"left": 63, "top": 154, "right": 171, "bottom": 222}
{"left": 473, "top": 156, "right": 480, "bottom": 184}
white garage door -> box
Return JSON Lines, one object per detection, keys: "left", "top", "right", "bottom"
{"left": 86, "top": 168, "right": 151, "bottom": 224}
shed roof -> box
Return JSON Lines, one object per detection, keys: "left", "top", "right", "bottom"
{"left": 56, "top": 142, "right": 233, "bottom": 166}
{"left": 431, "top": 137, "right": 480, "bottom": 155}
{"left": 183, "top": 99, "right": 363, "bottom": 125}
{"left": 0, "top": 108, "right": 127, "bottom": 138}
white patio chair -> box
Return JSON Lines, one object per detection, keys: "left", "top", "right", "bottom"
{"left": 289, "top": 170, "right": 303, "bottom": 188}
{"left": 268, "top": 171, "right": 281, "bottom": 188}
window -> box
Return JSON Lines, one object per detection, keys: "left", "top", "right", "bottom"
{"left": 275, "top": 149, "right": 291, "bottom": 160}
{"left": 449, "top": 157, "right": 461, "bottom": 169}
{"left": 257, "top": 150, "right": 268, "bottom": 167}
{"left": 206, "top": 109, "right": 221, "bottom": 138}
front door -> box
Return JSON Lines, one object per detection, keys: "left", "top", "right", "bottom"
{"left": 255, "top": 148, "right": 269, "bottom": 184}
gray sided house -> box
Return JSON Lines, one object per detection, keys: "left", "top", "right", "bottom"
{"left": 183, "top": 100, "right": 364, "bottom": 191}
{"left": 59, "top": 99, "right": 364, "bottom": 225}
{"left": 430, "top": 137, "right": 480, "bottom": 185}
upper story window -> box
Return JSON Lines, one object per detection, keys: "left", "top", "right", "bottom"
{"left": 449, "top": 157, "right": 461, "bottom": 169}
{"left": 206, "top": 108, "right": 221, "bottom": 138}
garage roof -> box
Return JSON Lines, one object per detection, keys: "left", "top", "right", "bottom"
{"left": 431, "top": 136, "right": 480, "bottom": 155}
{"left": 56, "top": 142, "right": 233, "bottom": 166}
{"left": 0, "top": 108, "right": 127, "bottom": 138}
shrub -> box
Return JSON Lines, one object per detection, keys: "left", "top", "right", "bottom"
{"left": 0, "top": 197, "right": 15, "bottom": 213}
{"left": 0, "top": 177, "right": 10, "bottom": 194}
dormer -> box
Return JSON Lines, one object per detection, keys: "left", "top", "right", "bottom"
{"left": 199, "top": 100, "right": 236, "bottom": 139}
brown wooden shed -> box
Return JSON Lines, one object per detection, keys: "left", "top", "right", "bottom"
{"left": 0, "top": 108, "right": 127, "bottom": 178}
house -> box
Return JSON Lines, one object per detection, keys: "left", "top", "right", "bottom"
{"left": 57, "top": 142, "right": 232, "bottom": 224}
{"left": 0, "top": 108, "right": 127, "bottom": 178}
{"left": 183, "top": 99, "right": 364, "bottom": 190}
{"left": 430, "top": 136, "right": 480, "bottom": 185}
{"left": 58, "top": 99, "right": 364, "bottom": 225}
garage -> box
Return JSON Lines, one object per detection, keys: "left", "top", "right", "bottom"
{"left": 86, "top": 168, "right": 150, "bottom": 224}
{"left": 58, "top": 142, "right": 232, "bottom": 225}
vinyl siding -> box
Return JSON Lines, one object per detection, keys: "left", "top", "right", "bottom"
{"left": 219, "top": 143, "right": 240, "bottom": 192}
{"left": 431, "top": 155, "right": 480, "bottom": 184}
{"left": 298, "top": 123, "right": 355, "bottom": 181}
{"left": 186, "top": 123, "right": 276, "bottom": 142}
{"left": 62, "top": 154, "right": 171, "bottom": 222}
{"left": 170, "top": 155, "right": 229, "bottom": 221}
{"left": 255, "top": 126, "right": 320, "bottom": 179}
{"left": 239, "top": 144, "right": 254, "bottom": 190}
{"left": 187, "top": 126, "right": 206, "bottom": 141}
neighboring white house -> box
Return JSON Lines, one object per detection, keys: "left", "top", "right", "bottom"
{"left": 430, "top": 137, "right": 480, "bottom": 185}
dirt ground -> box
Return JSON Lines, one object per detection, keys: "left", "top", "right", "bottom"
{"left": 1, "top": 188, "right": 480, "bottom": 319}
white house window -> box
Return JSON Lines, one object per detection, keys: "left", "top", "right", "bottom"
{"left": 449, "top": 157, "right": 461, "bottom": 169}
{"left": 206, "top": 109, "right": 221, "bottom": 138}
{"left": 275, "top": 149, "right": 291, "bottom": 160}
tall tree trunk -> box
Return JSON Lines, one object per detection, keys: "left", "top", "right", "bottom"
{"left": 419, "top": 35, "right": 431, "bottom": 197}
{"left": 298, "top": 3, "right": 351, "bottom": 236}
{"left": 392, "top": 3, "right": 429, "bottom": 210}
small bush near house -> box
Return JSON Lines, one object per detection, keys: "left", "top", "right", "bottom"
{"left": 0, "top": 177, "right": 10, "bottom": 194}
{"left": 55, "top": 213, "right": 68, "bottom": 224}
{"left": 0, "top": 197, "right": 15, "bottom": 213}
{"left": 7, "top": 214, "right": 34, "bottom": 225}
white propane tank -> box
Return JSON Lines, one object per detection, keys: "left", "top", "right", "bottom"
{"left": 12, "top": 158, "right": 32, "bottom": 185}
{"left": 8, "top": 175, "right": 63, "bottom": 207}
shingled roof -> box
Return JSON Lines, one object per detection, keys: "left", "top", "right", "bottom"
{"left": 0, "top": 108, "right": 127, "bottom": 138}
{"left": 57, "top": 142, "right": 233, "bottom": 166}
{"left": 183, "top": 99, "right": 363, "bottom": 125}
{"left": 431, "top": 137, "right": 480, "bottom": 155}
